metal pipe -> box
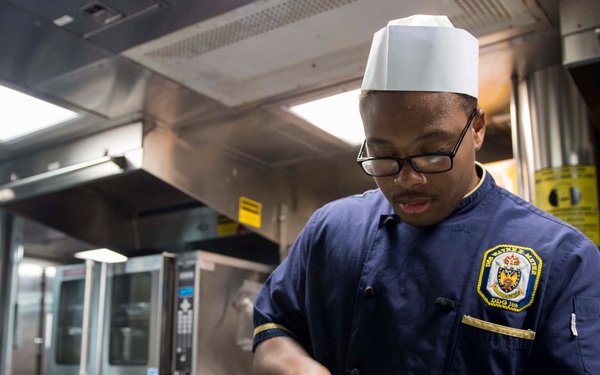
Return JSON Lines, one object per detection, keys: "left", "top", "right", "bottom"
{"left": 520, "top": 79, "right": 537, "bottom": 202}
{"left": 34, "top": 267, "right": 46, "bottom": 375}
{"left": 511, "top": 73, "right": 537, "bottom": 201}
{"left": 526, "top": 66, "right": 597, "bottom": 168}
{"left": 510, "top": 75, "right": 526, "bottom": 199}
{"left": 523, "top": 65, "right": 599, "bottom": 245}
{"left": 79, "top": 259, "right": 95, "bottom": 375}
{"left": 94, "top": 262, "right": 108, "bottom": 375}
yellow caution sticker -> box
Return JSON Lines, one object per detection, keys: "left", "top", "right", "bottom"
{"left": 217, "top": 214, "right": 238, "bottom": 236}
{"left": 534, "top": 165, "right": 599, "bottom": 245}
{"left": 239, "top": 196, "right": 262, "bottom": 228}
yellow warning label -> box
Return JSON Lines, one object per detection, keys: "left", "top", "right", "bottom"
{"left": 217, "top": 215, "right": 238, "bottom": 236}
{"left": 239, "top": 196, "right": 262, "bottom": 228}
{"left": 534, "top": 165, "right": 599, "bottom": 245}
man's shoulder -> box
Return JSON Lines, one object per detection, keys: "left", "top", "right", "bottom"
{"left": 492, "top": 187, "right": 597, "bottom": 252}
{"left": 321, "top": 188, "right": 389, "bottom": 214}
{"left": 496, "top": 187, "right": 575, "bottom": 228}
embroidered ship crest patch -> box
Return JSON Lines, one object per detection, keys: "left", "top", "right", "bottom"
{"left": 477, "top": 245, "right": 542, "bottom": 312}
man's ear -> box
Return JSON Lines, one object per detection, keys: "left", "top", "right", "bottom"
{"left": 472, "top": 108, "right": 486, "bottom": 151}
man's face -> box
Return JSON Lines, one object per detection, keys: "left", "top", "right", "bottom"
{"left": 359, "top": 91, "right": 486, "bottom": 226}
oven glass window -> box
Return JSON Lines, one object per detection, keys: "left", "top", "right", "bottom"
{"left": 109, "top": 272, "right": 152, "bottom": 365}
{"left": 55, "top": 279, "right": 85, "bottom": 364}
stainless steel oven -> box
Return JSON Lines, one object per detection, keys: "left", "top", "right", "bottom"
{"left": 45, "top": 253, "right": 176, "bottom": 375}
{"left": 44, "top": 250, "right": 272, "bottom": 375}
{"left": 173, "top": 251, "right": 273, "bottom": 375}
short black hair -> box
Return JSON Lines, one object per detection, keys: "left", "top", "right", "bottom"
{"left": 455, "top": 93, "right": 478, "bottom": 116}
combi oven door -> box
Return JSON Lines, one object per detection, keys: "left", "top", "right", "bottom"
{"left": 101, "top": 253, "right": 175, "bottom": 375}
{"left": 46, "top": 262, "right": 101, "bottom": 375}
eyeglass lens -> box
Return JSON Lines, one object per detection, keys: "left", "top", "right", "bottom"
{"left": 357, "top": 108, "right": 477, "bottom": 177}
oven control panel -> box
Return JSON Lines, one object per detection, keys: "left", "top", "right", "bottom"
{"left": 174, "top": 257, "right": 197, "bottom": 374}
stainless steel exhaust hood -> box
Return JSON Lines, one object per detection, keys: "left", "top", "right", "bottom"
{"left": 0, "top": 123, "right": 282, "bottom": 263}
{"left": 560, "top": 0, "right": 600, "bottom": 127}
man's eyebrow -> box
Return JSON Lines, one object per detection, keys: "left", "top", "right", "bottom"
{"left": 414, "top": 129, "right": 455, "bottom": 143}
{"left": 367, "top": 129, "right": 455, "bottom": 146}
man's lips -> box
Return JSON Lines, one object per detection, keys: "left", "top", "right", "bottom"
{"left": 393, "top": 194, "right": 435, "bottom": 214}
{"left": 399, "top": 200, "right": 431, "bottom": 214}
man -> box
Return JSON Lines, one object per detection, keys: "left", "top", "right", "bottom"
{"left": 252, "top": 15, "right": 600, "bottom": 374}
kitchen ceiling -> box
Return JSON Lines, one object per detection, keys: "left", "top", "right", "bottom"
{"left": 0, "top": 0, "right": 560, "bottom": 160}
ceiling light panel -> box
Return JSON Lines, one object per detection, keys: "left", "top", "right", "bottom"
{"left": 0, "top": 85, "right": 79, "bottom": 142}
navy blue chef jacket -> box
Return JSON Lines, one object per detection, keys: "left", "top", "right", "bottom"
{"left": 253, "top": 164, "right": 600, "bottom": 374}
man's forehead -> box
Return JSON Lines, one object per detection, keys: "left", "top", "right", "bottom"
{"left": 361, "top": 91, "right": 465, "bottom": 113}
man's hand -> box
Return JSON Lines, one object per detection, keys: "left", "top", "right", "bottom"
{"left": 253, "top": 336, "right": 331, "bottom": 375}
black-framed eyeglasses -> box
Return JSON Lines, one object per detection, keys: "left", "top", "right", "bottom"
{"left": 357, "top": 108, "right": 478, "bottom": 177}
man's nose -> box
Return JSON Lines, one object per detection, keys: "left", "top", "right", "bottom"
{"left": 393, "top": 162, "right": 426, "bottom": 188}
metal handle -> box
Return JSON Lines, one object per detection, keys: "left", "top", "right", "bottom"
{"left": 12, "top": 303, "right": 21, "bottom": 349}
{"left": 1, "top": 156, "right": 125, "bottom": 189}
{"left": 159, "top": 253, "right": 176, "bottom": 375}
{"left": 79, "top": 259, "right": 95, "bottom": 375}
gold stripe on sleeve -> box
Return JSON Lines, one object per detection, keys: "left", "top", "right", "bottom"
{"left": 253, "top": 323, "right": 292, "bottom": 337}
{"left": 462, "top": 315, "right": 536, "bottom": 340}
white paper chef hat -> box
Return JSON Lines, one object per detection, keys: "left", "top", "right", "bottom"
{"left": 361, "top": 15, "right": 479, "bottom": 98}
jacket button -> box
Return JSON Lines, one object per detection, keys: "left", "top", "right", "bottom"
{"left": 350, "top": 369, "right": 360, "bottom": 375}
{"left": 364, "top": 286, "right": 375, "bottom": 298}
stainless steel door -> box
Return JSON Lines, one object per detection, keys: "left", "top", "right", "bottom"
{"left": 10, "top": 260, "right": 56, "bottom": 375}
{"left": 46, "top": 262, "right": 101, "bottom": 375}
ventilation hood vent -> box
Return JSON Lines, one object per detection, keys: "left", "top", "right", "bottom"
{"left": 560, "top": 0, "right": 600, "bottom": 126}
{"left": 123, "top": 0, "right": 541, "bottom": 107}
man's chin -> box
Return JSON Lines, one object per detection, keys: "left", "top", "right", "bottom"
{"left": 396, "top": 210, "right": 449, "bottom": 227}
